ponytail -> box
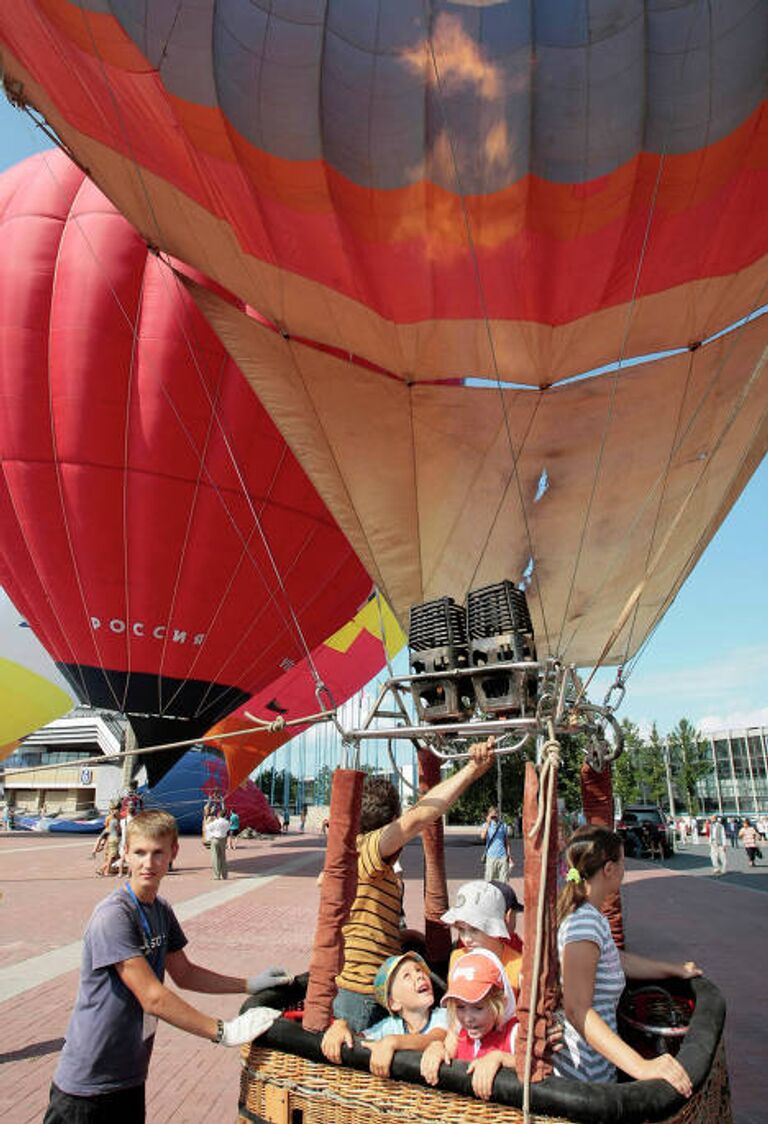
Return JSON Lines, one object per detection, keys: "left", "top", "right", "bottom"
{"left": 556, "top": 824, "right": 623, "bottom": 926}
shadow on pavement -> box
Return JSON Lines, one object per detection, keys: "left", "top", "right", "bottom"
{"left": 0, "top": 1038, "right": 65, "bottom": 1064}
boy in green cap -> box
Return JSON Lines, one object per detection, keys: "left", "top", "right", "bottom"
{"left": 361, "top": 951, "right": 449, "bottom": 1077}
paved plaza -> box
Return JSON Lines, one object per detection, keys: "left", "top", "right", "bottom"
{"left": 0, "top": 827, "right": 765, "bottom": 1122}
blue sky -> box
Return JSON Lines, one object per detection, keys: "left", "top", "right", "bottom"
{"left": 1, "top": 95, "right": 765, "bottom": 752}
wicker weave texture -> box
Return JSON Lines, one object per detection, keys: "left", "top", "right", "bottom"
{"left": 238, "top": 1039, "right": 732, "bottom": 1124}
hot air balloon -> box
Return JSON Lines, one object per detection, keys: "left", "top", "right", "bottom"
{"left": 0, "top": 149, "right": 374, "bottom": 783}
{"left": 0, "top": 2, "right": 765, "bottom": 668}
{"left": 206, "top": 593, "right": 404, "bottom": 791}
{"left": 0, "top": 586, "right": 74, "bottom": 757}
{"left": 0, "top": 7, "right": 759, "bottom": 1120}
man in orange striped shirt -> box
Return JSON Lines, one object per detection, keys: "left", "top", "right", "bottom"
{"left": 322, "top": 739, "right": 494, "bottom": 1062}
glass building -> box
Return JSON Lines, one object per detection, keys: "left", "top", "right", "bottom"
{"left": 697, "top": 726, "right": 768, "bottom": 815}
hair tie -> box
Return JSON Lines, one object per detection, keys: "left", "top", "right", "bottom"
{"left": 566, "top": 867, "right": 582, "bottom": 884}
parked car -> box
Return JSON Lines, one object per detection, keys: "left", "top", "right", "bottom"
{"left": 616, "top": 804, "right": 674, "bottom": 858}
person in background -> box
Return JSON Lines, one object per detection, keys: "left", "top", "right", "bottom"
{"left": 204, "top": 811, "right": 230, "bottom": 879}
{"left": 480, "top": 806, "right": 513, "bottom": 882}
{"left": 709, "top": 815, "right": 727, "bottom": 876}
{"left": 300, "top": 804, "right": 308, "bottom": 832}
{"left": 93, "top": 801, "right": 122, "bottom": 877}
{"left": 739, "top": 818, "right": 760, "bottom": 866}
{"left": 228, "top": 809, "right": 240, "bottom": 850}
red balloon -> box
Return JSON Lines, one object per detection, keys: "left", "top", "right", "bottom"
{"left": 0, "top": 151, "right": 372, "bottom": 781}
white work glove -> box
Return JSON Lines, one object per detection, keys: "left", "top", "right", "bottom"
{"left": 246, "top": 967, "right": 292, "bottom": 993}
{"left": 220, "top": 1006, "right": 282, "bottom": 1047}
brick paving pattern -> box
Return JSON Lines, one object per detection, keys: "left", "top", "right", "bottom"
{"left": 0, "top": 828, "right": 765, "bottom": 1122}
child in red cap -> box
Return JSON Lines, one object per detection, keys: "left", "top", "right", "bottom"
{"left": 420, "top": 948, "right": 518, "bottom": 1101}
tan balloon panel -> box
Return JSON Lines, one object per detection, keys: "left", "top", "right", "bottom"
{"left": 187, "top": 278, "right": 768, "bottom": 667}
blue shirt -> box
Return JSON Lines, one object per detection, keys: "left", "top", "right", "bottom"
{"left": 55, "top": 887, "right": 187, "bottom": 1095}
{"left": 484, "top": 820, "right": 509, "bottom": 859}
{"left": 363, "top": 1007, "right": 449, "bottom": 1040}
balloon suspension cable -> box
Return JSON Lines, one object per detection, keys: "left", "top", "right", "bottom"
{"left": 4, "top": 708, "right": 335, "bottom": 780}
{"left": 2, "top": 79, "right": 82, "bottom": 169}
{"left": 522, "top": 721, "right": 561, "bottom": 1124}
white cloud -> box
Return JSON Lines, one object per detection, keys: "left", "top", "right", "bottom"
{"left": 586, "top": 644, "right": 768, "bottom": 736}
{"left": 697, "top": 706, "right": 768, "bottom": 734}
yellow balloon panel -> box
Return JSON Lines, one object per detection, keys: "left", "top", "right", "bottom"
{"left": 0, "top": 657, "right": 73, "bottom": 758}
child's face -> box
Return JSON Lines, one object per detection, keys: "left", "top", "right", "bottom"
{"left": 454, "top": 998, "right": 497, "bottom": 1040}
{"left": 388, "top": 958, "right": 434, "bottom": 1015}
{"left": 454, "top": 920, "right": 504, "bottom": 953}
{"left": 126, "top": 831, "right": 177, "bottom": 898}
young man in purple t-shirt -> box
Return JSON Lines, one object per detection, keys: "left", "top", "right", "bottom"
{"left": 44, "top": 810, "right": 288, "bottom": 1124}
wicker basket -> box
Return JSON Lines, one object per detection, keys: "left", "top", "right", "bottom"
{"left": 238, "top": 977, "right": 731, "bottom": 1124}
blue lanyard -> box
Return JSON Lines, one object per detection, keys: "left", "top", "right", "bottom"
{"left": 124, "top": 883, "right": 162, "bottom": 974}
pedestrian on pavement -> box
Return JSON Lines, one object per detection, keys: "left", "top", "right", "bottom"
{"left": 228, "top": 809, "right": 240, "bottom": 850}
{"left": 739, "top": 818, "right": 760, "bottom": 866}
{"left": 43, "top": 810, "right": 288, "bottom": 1124}
{"left": 94, "top": 801, "right": 122, "bottom": 877}
{"left": 708, "top": 815, "right": 727, "bottom": 876}
{"left": 480, "top": 806, "right": 513, "bottom": 882}
{"left": 205, "top": 812, "right": 230, "bottom": 879}
{"left": 300, "top": 804, "right": 308, "bottom": 832}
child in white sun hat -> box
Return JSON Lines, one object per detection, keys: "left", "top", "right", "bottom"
{"left": 441, "top": 879, "right": 524, "bottom": 998}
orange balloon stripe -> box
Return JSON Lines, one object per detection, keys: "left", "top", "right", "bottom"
{"left": 4, "top": 3, "right": 767, "bottom": 329}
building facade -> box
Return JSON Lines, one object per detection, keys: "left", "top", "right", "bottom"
{"left": 1, "top": 710, "right": 130, "bottom": 815}
{"left": 697, "top": 725, "right": 768, "bottom": 816}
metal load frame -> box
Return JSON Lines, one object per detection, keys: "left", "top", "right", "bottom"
{"left": 339, "top": 658, "right": 624, "bottom": 769}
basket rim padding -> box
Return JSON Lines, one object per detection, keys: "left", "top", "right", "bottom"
{"left": 242, "top": 975, "right": 725, "bottom": 1124}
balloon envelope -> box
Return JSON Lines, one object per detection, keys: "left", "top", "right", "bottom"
{"left": 207, "top": 593, "right": 405, "bottom": 790}
{"left": 0, "top": 588, "right": 74, "bottom": 757}
{"left": 0, "top": 150, "right": 373, "bottom": 780}
{"left": 2, "top": 5, "right": 767, "bottom": 664}
{"left": 143, "top": 748, "right": 281, "bottom": 835}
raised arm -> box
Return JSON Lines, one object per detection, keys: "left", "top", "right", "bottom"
{"left": 562, "top": 941, "right": 693, "bottom": 1097}
{"left": 379, "top": 739, "right": 494, "bottom": 859}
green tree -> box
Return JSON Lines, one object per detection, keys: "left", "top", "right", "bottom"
{"left": 447, "top": 747, "right": 529, "bottom": 825}
{"left": 640, "top": 723, "right": 669, "bottom": 807}
{"left": 612, "top": 720, "right": 643, "bottom": 807}
{"left": 667, "top": 718, "right": 711, "bottom": 814}
{"left": 448, "top": 731, "right": 587, "bottom": 826}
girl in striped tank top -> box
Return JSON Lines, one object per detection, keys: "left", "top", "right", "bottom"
{"left": 554, "top": 825, "right": 701, "bottom": 1098}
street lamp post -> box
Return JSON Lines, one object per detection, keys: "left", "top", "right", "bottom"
{"left": 663, "top": 739, "right": 676, "bottom": 820}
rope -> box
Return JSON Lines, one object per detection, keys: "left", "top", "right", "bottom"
{"left": 5, "top": 708, "right": 335, "bottom": 779}
{"left": 522, "top": 723, "right": 561, "bottom": 1124}
{"left": 578, "top": 336, "right": 768, "bottom": 704}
